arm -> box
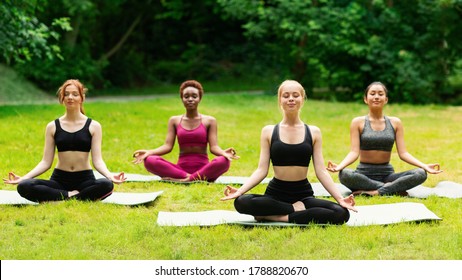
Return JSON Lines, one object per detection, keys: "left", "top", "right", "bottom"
{"left": 4, "top": 122, "right": 56, "bottom": 184}
{"left": 207, "top": 116, "right": 239, "bottom": 161}
{"left": 327, "top": 117, "right": 361, "bottom": 172}
{"left": 311, "top": 125, "right": 357, "bottom": 212}
{"left": 132, "top": 117, "right": 177, "bottom": 164}
{"left": 90, "top": 120, "right": 125, "bottom": 184}
{"left": 393, "top": 117, "right": 442, "bottom": 174}
{"left": 221, "top": 125, "right": 272, "bottom": 200}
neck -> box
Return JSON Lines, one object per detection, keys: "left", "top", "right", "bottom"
{"left": 281, "top": 113, "right": 303, "bottom": 126}
{"left": 63, "top": 109, "right": 84, "bottom": 121}
{"left": 184, "top": 109, "right": 199, "bottom": 119}
{"left": 368, "top": 109, "right": 384, "bottom": 120}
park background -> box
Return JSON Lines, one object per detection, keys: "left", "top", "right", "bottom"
{"left": 1, "top": 0, "right": 462, "bottom": 260}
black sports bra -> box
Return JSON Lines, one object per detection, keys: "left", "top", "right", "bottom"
{"left": 270, "top": 123, "right": 313, "bottom": 167}
{"left": 54, "top": 118, "right": 92, "bottom": 152}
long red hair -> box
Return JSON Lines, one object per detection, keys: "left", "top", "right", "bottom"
{"left": 56, "top": 79, "right": 87, "bottom": 114}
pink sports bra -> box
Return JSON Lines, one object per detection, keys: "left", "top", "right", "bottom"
{"left": 176, "top": 116, "right": 208, "bottom": 148}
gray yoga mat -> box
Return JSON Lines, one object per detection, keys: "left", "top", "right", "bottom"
{"left": 0, "top": 190, "right": 163, "bottom": 206}
{"left": 157, "top": 202, "right": 441, "bottom": 227}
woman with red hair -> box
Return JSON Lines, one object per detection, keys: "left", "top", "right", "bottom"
{"left": 133, "top": 80, "right": 238, "bottom": 182}
{"left": 4, "top": 79, "right": 126, "bottom": 202}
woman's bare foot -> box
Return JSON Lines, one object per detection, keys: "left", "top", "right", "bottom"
{"left": 292, "top": 201, "right": 306, "bottom": 211}
{"left": 161, "top": 175, "right": 191, "bottom": 182}
{"left": 68, "top": 190, "right": 79, "bottom": 198}
{"left": 352, "top": 190, "right": 379, "bottom": 196}
{"left": 254, "top": 215, "right": 288, "bottom": 222}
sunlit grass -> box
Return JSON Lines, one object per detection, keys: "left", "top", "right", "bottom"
{"left": 1, "top": 93, "right": 461, "bottom": 259}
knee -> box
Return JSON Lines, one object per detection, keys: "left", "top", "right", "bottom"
{"left": 17, "top": 179, "right": 35, "bottom": 197}
{"left": 416, "top": 168, "right": 427, "bottom": 181}
{"left": 99, "top": 179, "right": 114, "bottom": 193}
{"left": 144, "top": 155, "right": 161, "bottom": 167}
{"left": 234, "top": 195, "right": 252, "bottom": 214}
{"left": 213, "top": 156, "right": 231, "bottom": 169}
{"left": 338, "top": 169, "right": 353, "bottom": 184}
{"left": 331, "top": 205, "right": 350, "bottom": 225}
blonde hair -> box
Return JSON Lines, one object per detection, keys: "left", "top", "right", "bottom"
{"left": 56, "top": 79, "right": 87, "bottom": 114}
{"left": 277, "top": 80, "right": 306, "bottom": 107}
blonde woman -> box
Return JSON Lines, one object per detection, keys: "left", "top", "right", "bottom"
{"left": 221, "top": 80, "right": 356, "bottom": 225}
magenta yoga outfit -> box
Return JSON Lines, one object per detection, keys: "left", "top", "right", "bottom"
{"left": 144, "top": 117, "right": 230, "bottom": 182}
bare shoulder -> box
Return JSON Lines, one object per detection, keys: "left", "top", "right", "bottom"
{"left": 261, "top": 124, "right": 275, "bottom": 137}
{"left": 88, "top": 119, "right": 102, "bottom": 135}
{"left": 168, "top": 115, "right": 182, "bottom": 125}
{"left": 46, "top": 120, "right": 56, "bottom": 129}
{"left": 307, "top": 125, "right": 321, "bottom": 139}
{"left": 45, "top": 120, "right": 56, "bottom": 134}
{"left": 351, "top": 116, "right": 365, "bottom": 125}
{"left": 387, "top": 116, "right": 402, "bottom": 124}
{"left": 201, "top": 114, "right": 217, "bottom": 125}
{"left": 89, "top": 119, "right": 102, "bottom": 128}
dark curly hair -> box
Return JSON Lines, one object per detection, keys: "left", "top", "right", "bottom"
{"left": 179, "top": 80, "right": 204, "bottom": 99}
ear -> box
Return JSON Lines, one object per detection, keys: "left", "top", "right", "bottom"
{"left": 384, "top": 96, "right": 388, "bottom": 104}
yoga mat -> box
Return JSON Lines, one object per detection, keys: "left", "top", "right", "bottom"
{"left": 0, "top": 190, "right": 163, "bottom": 206}
{"left": 406, "top": 181, "right": 462, "bottom": 199}
{"left": 93, "top": 171, "right": 271, "bottom": 184}
{"left": 94, "top": 172, "right": 462, "bottom": 198}
{"left": 157, "top": 202, "right": 441, "bottom": 227}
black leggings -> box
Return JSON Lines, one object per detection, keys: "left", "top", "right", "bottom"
{"left": 17, "top": 169, "right": 113, "bottom": 202}
{"left": 234, "top": 178, "right": 350, "bottom": 225}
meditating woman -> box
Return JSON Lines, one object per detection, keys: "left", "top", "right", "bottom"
{"left": 132, "top": 80, "right": 239, "bottom": 182}
{"left": 3, "top": 79, "right": 126, "bottom": 202}
{"left": 327, "top": 81, "right": 442, "bottom": 196}
{"left": 221, "top": 80, "right": 356, "bottom": 225}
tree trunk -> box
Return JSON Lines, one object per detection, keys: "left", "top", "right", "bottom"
{"left": 98, "top": 15, "right": 142, "bottom": 63}
{"left": 65, "top": 15, "right": 82, "bottom": 50}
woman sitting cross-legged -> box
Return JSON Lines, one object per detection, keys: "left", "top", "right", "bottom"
{"left": 221, "top": 80, "right": 356, "bottom": 225}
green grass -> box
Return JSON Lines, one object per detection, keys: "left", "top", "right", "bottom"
{"left": 0, "top": 64, "right": 54, "bottom": 105}
{"left": 1, "top": 93, "right": 462, "bottom": 260}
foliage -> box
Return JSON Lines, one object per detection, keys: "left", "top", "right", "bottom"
{"left": 0, "top": 0, "right": 71, "bottom": 64}
{"left": 218, "top": 0, "right": 462, "bottom": 103}
{"left": 2, "top": 0, "right": 462, "bottom": 103}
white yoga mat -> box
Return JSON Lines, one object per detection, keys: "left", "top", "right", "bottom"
{"left": 93, "top": 171, "right": 271, "bottom": 184}
{"left": 0, "top": 190, "right": 163, "bottom": 206}
{"left": 157, "top": 202, "right": 441, "bottom": 227}
{"left": 406, "top": 181, "right": 462, "bottom": 198}
{"left": 96, "top": 171, "right": 462, "bottom": 199}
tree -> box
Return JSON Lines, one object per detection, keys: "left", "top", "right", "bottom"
{"left": 218, "top": 0, "right": 462, "bottom": 103}
{"left": 0, "top": 0, "right": 71, "bottom": 65}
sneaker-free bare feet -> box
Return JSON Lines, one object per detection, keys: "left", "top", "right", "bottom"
{"left": 292, "top": 201, "right": 306, "bottom": 211}
{"left": 68, "top": 190, "right": 79, "bottom": 198}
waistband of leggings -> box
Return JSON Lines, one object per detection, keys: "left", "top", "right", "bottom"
{"left": 269, "top": 177, "right": 310, "bottom": 189}
{"left": 359, "top": 162, "right": 391, "bottom": 167}
{"left": 178, "top": 153, "right": 208, "bottom": 159}
{"left": 52, "top": 168, "right": 94, "bottom": 177}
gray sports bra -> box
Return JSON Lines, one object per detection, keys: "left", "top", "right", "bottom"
{"left": 360, "top": 116, "right": 395, "bottom": 152}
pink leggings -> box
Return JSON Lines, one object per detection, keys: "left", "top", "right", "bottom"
{"left": 144, "top": 153, "right": 230, "bottom": 182}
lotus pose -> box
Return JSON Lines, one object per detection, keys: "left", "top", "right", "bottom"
{"left": 132, "top": 80, "right": 239, "bottom": 182}
{"left": 327, "top": 81, "right": 442, "bottom": 196}
{"left": 3, "top": 79, "right": 126, "bottom": 202}
{"left": 221, "top": 80, "right": 356, "bottom": 225}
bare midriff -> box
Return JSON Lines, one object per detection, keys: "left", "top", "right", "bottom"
{"left": 179, "top": 146, "right": 207, "bottom": 155}
{"left": 56, "top": 151, "right": 92, "bottom": 171}
{"left": 359, "top": 150, "right": 392, "bottom": 164}
{"left": 273, "top": 166, "right": 308, "bottom": 182}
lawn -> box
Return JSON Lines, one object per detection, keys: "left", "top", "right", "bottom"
{"left": 1, "top": 93, "right": 461, "bottom": 259}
